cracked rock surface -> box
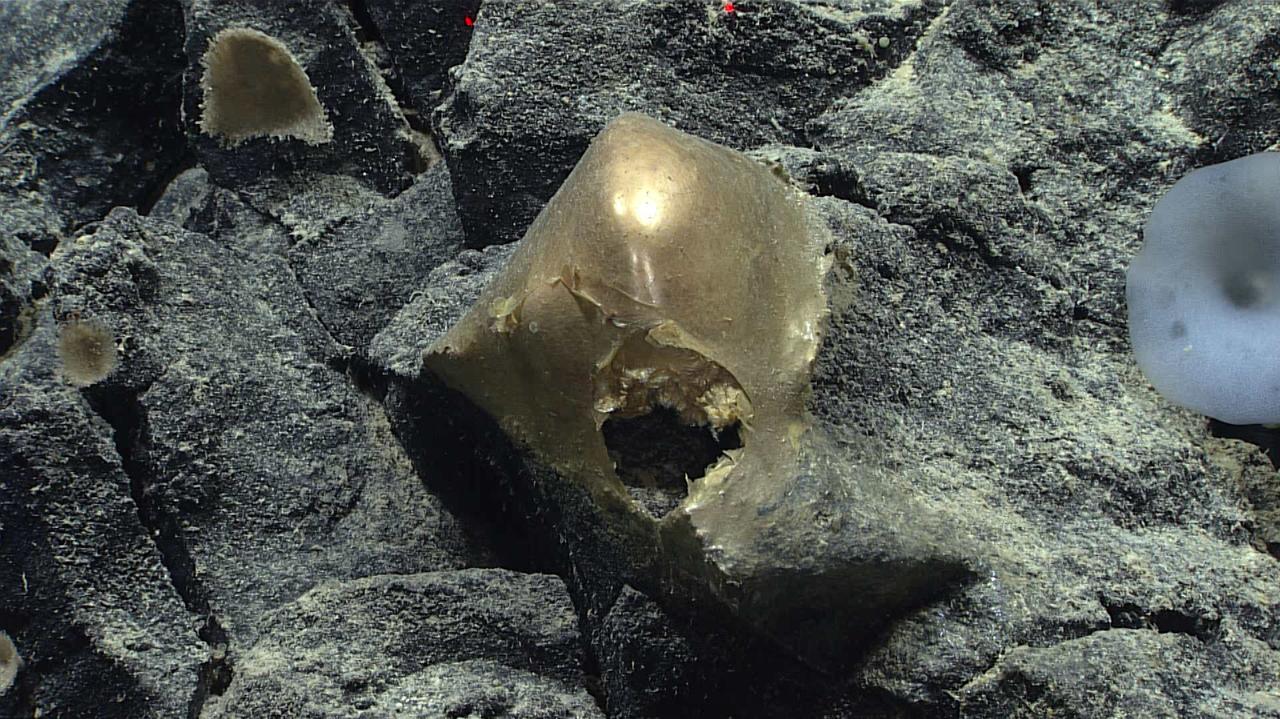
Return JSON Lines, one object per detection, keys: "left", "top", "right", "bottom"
{"left": 203, "top": 569, "right": 602, "bottom": 719}
{"left": 3, "top": 0, "right": 1280, "bottom": 718}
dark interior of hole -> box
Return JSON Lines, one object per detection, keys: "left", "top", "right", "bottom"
{"left": 602, "top": 407, "right": 742, "bottom": 516}
{"left": 1210, "top": 418, "right": 1280, "bottom": 466}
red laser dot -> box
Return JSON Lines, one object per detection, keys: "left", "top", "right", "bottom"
{"left": 723, "top": 2, "right": 735, "bottom": 13}
{"left": 464, "top": 15, "right": 475, "bottom": 27}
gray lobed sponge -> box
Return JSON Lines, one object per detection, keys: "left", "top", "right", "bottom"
{"left": 1127, "top": 152, "right": 1280, "bottom": 424}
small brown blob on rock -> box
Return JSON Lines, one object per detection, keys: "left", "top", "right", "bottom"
{"left": 57, "top": 319, "right": 117, "bottom": 387}
{"left": 199, "top": 27, "right": 333, "bottom": 146}
{"left": 0, "top": 630, "right": 20, "bottom": 696}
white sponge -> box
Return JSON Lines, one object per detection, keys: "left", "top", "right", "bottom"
{"left": 1127, "top": 152, "right": 1280, "bottom": 425}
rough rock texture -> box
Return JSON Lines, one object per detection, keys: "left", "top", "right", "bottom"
{"left": 434, "top": 0, "right": 941, "bottom": 247}
{"left": 595, "top": 587, "right": 694, "bottom": 719}
{"left": 367, "top": 241, "right": 515, "bottom": 378}
{"left": 0, "top": 306, "right": 205, "bottom": 718}
{"left": 0, "top": 0, "right": 187, "bottom": 251}
{"left": 46, "top": 207, "right": 487, "bottom": 648}
{"left": 288, "top": 161, "right": 467, "bottom": 349}
{"left": 0, "top": 184, "right": 518, "bottom": 715}
{"left": 204, "top": 569, "right": 602, "bottom": 718}
{"left": 0, "top": 233, "right": 46, "bottom": 360}
{"left": 958, "top": 628, "right": 1280, "bottom": 717}
{"left": 5, "top": 0, "right": 1280, "bottom": 717}
{"left": 362, "top": 0, "right": 481, "bottom": 119}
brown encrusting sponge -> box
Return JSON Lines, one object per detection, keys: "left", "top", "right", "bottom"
{"left": 0, "top": 630, "right": 19, "bottom": 696}
{"left": 56, "top": 318, "right": 116, "bottom": 387}
{"left": 198, "top": 27, "right": 333, "bottom": 147}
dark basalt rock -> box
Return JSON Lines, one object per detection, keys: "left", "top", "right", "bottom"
{"left": 0, "top": 294, "right": 203, "bottom": 719}
{"left": 0, "top": 0, "right": 187, "bottom": 251}
{"left": 361, "top": 0, "right": 481, "bottom": 120}
{"left": 287, "top": 161, "right": 467, "bottom": 350}
{"left": 433, "top": 0, "right": 942, "bottom": 247}
{"left": 203, "top": 569, "right": 602, "bottom": 719}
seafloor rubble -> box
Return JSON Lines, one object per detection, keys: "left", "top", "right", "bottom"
{"left": 2, "top": 1, "right": 1279, "bottom": 718}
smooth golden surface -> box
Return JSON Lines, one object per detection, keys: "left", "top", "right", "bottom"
{"left": 426, "top": 113, "right": 830, "bottom": 537}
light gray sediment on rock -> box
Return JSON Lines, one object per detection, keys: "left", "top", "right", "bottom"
{"left": 203, "top": 569, "right": 602, "bottom": 719}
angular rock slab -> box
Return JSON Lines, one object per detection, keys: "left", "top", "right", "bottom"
{"left": 0, "top": 309, "right": 204, "bottom": 718}
{"left": 424, "top": 113, "right": 974, "bottom": 668}
{"left": 203, "top": 570, "right": 601, "bottom": 718}
{"left": 0, "top": 0, "right": 186, "bottom": 247}
{"left": 287, "top": 162, "right": 468, "bottom": 350}
{"left": 959, "top": 628, "right": 1280, "bottom": 718}
{"left": 44, "top": 207, "right": 485, "bottom": 653}
{"left": 362, "top": 0, "right": 480, "bottom": 118}
{"left": 433, "top": 0, "right": 943, "bottom": 247}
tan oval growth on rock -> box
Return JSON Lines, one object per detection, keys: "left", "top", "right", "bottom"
{"left": 0, "top": 630, "right": 20, "bottom": 696}
{"left": 199, "top": 27, "right": 333, "bottom": 146}
{"left": 57, "top": 319, "right": 117, "bottom": 387}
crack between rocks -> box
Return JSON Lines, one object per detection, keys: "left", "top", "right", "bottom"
{"left": 0, "top": 280, "right": 46, "bottom": 368}
{"left": 955, "top": 596, "right": 1221, "bottom": 700}
{"left": 238, "top": 199, "right": 548, "bottom": 578}
{"left": 343, "top": 1, "right": 403, "bottom": 101}
{"left": 342, "top": 357, "right": 617, "bottom": 713}
{"left": 344, "top": 0, "right": 438, "bottom": 151}
{"left": 346, "top": 353, "right": 540, "bottom": 572}
{"left": 81, "top": 384, "right": 232, "bottom": 719}
{"left": 240, "top": 203, "right": 353, "bottom": 358}
{"left": 880, "top": 206, "right": 1071, "bottom": 295}
{"left": 138, "top": 151, "right": 199, "bottom": 218}
{"left": 1099, "top": 599, "right": 1221, "bottom": 642}
{"left": 928, "top": 227, "right": 1024, "bottom": 274}
{"left": 130, "top": 0, "right": 192, "bottom": 218}
{"left": 280, "top": 250, "right": 349, "bottom": 359}
{"left": 806, "top": 0, "right": 949, "bottom": 151}
{"left": 237, "top": 203, "right": 546, "bottom": 575}
{"left": 801, "top": 164, "right": 876, "bottom": 210}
